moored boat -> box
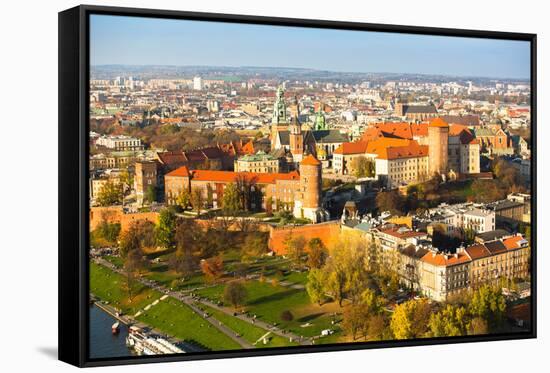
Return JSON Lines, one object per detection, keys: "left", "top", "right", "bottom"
{"left": 112, "top": 322, "right": 120, "bottom": 334}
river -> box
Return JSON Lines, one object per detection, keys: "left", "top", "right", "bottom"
{"left": 89, "top": 304, "right": 134, "bottom": 359}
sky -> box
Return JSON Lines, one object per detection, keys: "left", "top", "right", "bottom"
{"left": 90, "top": 14, "right": 531, "bottom": 79}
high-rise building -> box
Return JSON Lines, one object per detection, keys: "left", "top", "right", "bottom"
{"left": 193, "top": 76, "right": 203, "bottom": 90}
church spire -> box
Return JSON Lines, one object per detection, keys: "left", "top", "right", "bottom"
{"left": 314, "top": 102, "right": 327, "bottom": 131}
{"left": 272, "top": 86, "right": 288, "bottom": 125}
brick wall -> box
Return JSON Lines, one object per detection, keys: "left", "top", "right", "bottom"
{"left": 268, "top": 221, "right": 341, "bottom": 255}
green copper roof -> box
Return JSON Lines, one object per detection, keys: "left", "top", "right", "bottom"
{"left": 313, "top": 104, "right": 328, "bottom": 130}
{"left": 272, "top": 86, "right": 288, "bottom": 125}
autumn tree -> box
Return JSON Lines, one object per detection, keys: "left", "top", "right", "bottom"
{"left": 367, "top": 314, "right": 387, "bottom": 341}
{"left": 306, "top": 238, "right": 327, "bottom": 269}
{"left": 223, "top": 281, "right": 248, "bottom": 308}
{"left": 176, "top": 189, "right": 191, "bottom": 210}
{"left": 351, "top": 156, "right": 375, "bottom": 178}
{"left": 376, "top": 190, "right": 403, "bottom": 215}
{"left": 285, "top": 235, "right": 307, "bottom": 267}
{"left": 428, "top": 304, "right": 468, "bottom": 337}
{"left": 96, "top": 181, "right": 123, "bottom": 206}
{"left": 222, "top": 182, "right": 241, "bottom": 214}
{"left": 119, "top": 220, "right": 156, "bottom": 257}
{"left": 170, "top": 219, "right": 202, "bottom": 275}
{"left": 191, "top": 187, "right": 204, "bottom": 214}
{"left": 468, "top": 317, "right": 489, "bottom": 335}
{"left": 200, "top": 255, "right": 224, "bottom": 283}
{"left": 156, "top": 208, "right": 177, "bottom": 248}
{"left": 306, "top": 268, "right": 327, "bottom": 305}
{"left": 343, "top": 304, "right": 370, "bottom": 340}
{"left": 241, "top": 232, "right": 268, "bottom": 262}
{"left": 145, "top": 185, "right": 157, "bottom": 204}
{"left": 468, "top": 285, "right": 507, "bottom": 329}
{"left": 90, "top": 220, "right": 120, "bottom": 247}
{"left": 206, "top": 184, "right": 214, "bottom": 208}
{"left": 390, "top": 299, "right": 432, "bottom": 339}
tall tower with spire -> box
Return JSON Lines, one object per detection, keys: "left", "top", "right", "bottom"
{"left": 313, "top": 102, "right": 328, "bottom": 131}
{"left": 271, "top": 86, "right": 289, "bottom": 150}
{"left": 289, "top": 96, "right": 304, "bottom": 163}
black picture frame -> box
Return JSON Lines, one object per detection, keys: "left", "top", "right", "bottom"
{"left": 59, "top": 4, "right": 537, "bottom": 368}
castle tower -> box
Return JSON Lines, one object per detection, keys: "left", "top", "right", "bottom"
{"left": 135, "top": 160, "right": 158, "bottom": 205}
{"left": 293, "top": 155, "right": 328, "bottom": 223}
{"left": 313, "top": 102, "right": 328, "bottom": 131}
{"left": 289, "top": 96, "right": 304, "bottom": 162}
{"left": 428, "top": 117, "right": 449, "bottom": 176}
{"left": 271, "top": 86, "right": 289, "bottom": 150}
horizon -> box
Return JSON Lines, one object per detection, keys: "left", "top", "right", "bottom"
{"left": 90, "top": 15, "right": 531, "bottom": 80}
{"left": 90, "top": 63, "right": 530, "bottom": 81}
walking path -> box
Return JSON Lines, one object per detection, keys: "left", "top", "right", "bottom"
{"left": 94, "top": 258, "right": 252, "bottom": 349}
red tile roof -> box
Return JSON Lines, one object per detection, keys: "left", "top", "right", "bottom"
{"left": 503, "top": 235, "right": 528, "bottom": 250}
{"left": 429, "top": 117, "right": 450, "bottom": 128}
{"left": 334, "top": 141, "right": 369, "bottom": 155}
{"left": 301, "top": 154, "right": 321, "bottom": 166}
{"left": 179, "top": 169, "right": 300, "bottom": 184}
{"left": 166, "top": 165, "right": 190, "bottom": 177}
{"left": 420, "top": 251, "right": 471, "bottom": 266}
{"left": 366, "top": 138, "right": 427, "bottom": 160}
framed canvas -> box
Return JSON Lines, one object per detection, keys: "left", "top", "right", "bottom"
{"left": 58, "top": 4, "right": 537, "bottom": 367}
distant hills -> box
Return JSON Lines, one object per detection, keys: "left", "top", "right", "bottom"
{"left": 90, "top": 64, "right": 529, "bottom": 84}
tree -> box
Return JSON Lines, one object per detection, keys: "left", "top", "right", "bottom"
{"left": 306, "top": 269, "right": 327, "bottom": 305}
{"left": 376, "top": 190, "right": 403, "bottom": 215}
{"left": 191, "top": 187, "right": 204, "bottom": 214}
{"left": 145, "top": 185, "right": 156, "bottom": 204}
{"left": 428, "top": 304, "right": 468, "bottom": 337}
{"left": 367, "top": 314, "right": 387, "bottom": 341}
{"left": 170, "top": 219, "right": 202, "bottom": 275}
{"left": 200, "top": 255, "right": 224, "bottom": 283}
{"left": 119, "top": 168, "right": 134, "bottom": 196}
{"left": 156, "top": 208, "right": 177, "bottom": 248}
{"left": 91, "top": 220, "right": 120, "bottom": 247}
{"left": 119, "top": 220, "right": 156, "bottom": 257}
{"left": 222, "top": 182, "right": 241, "bottom": 214}
{"left": 235, "top": 174, "right": 261, "bottom": 212}
{"left": 306, "top": 238, "right": 327, "bottom": 269}
{"left": 343, "top": 304, "right": 370, "bottom": 340}
{"left": 96, "top": 181, "right": 123, "bottom": 206}
{"left": 285, "top": 235, "right": 307, "bottom": 267}
{"left": 468, "top": 285, "right": 507, "bottom": 329}
{"left": 206, "top": 184, "right": 214, "bottom": 208}
{"left": 176, "top": 189, "right": 191, "bottom": 210}
{"left": 390, "top": 299, "right": 432, "bottom": 339}
{"left": 223, "top": 281, "right": 247, "bottom": 308}
{"left": 325, "top": 270, "right": 347, "bottom": 307}
{"left": 471, "top": 179, "right": 504, "bottom": 203}
{"left": 468, "top": 317, "right": 489, "bottom": 335}
{"left": 241, "top": 232, "right": 268, "bottom": 262}
{"left": 280, "top": 310, "right": 294, "bottom": 322}
{"left": 351, "top": 156, "right": 375, "bottom": 178}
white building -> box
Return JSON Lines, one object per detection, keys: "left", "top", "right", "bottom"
{"left": 193, "top": 76, "right": 203, "bottom": 90}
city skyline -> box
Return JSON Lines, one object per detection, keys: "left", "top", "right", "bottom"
{"left": 90, "top": 15, "right": 530, "bottom": 80}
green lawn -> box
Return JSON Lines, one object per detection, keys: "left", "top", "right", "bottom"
{"left": 195, "top": 281, "right": 343, "bottom": 338}
{"left": 198, "top": 304, "right": 298, "bottom": 348}
{"left": 104, "top": 255, "right": 123, "bottom": 268}
{"left": 90, "top": 262, "right": 161, "bottom": 314}
{"left": 136, "top": 299, "right": 242, "bottom": 351}
{"left": 91, "top": 261, "right": 241, "bottom": 351}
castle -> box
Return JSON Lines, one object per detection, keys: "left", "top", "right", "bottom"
{"left": 164, "top": 153, "right": 329, "bottom": 223}
{"left": 334, "top": 118, "right": 480, "bottom": 188}
{"left": 270, "top": 87, "right": 348, "bottom": 167}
